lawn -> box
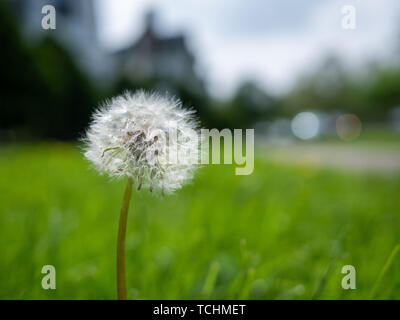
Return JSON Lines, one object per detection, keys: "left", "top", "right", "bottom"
{"left": 0, "top": 143, "right": 399, "bottom": 299}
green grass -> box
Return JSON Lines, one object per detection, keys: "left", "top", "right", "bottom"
{"left": 0, "top": 143, "right": 399, "bottom": 299}
{"left": 314, "top": 127, "right": 400, "bottom": 147}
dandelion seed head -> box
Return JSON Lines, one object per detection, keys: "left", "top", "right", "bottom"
{"left": 83, "top": 90, "right": 201, "bottom": 194}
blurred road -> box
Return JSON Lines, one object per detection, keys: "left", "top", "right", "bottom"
{"left": 263, "top": 143, "right": 400, "bottom": 173}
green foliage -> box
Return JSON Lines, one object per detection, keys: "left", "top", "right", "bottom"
{"left": 0, "top": 2, "right": 42, "bottom": 133}
{"left": 0, "top": 3, "right": 97, "bottom": 141}
{"left": 282, "top": 55, "right": 400, "bottom": 121}
{"left": 29, "top": 37, "right": 97, "bottom": 140}
{"left": 0, "top": 144, "right": 399, "bottom": 299}
{"left": 367, "top": 66, "right": 400, "bottom": 118}
{"left": 220, "top": 82, "right": 277, "bottom": 129}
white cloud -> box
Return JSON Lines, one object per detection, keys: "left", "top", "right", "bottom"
{"left": 95, "top": 0, "right": 148, "bottom": 50}
{"left": 95, "top": 0, "right": 400, "bottom": 97}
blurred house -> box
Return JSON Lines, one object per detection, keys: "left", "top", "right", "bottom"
{"left": 9, "top": 0, "right": 113, "bottom": 82}
{"left": 114, "top": 11, "right": 204, "bottom": 93}
{"left": 11, "top": 1, "right": 204, "bottom": 93}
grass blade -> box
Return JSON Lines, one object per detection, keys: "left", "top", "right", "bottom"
{"left": 369, "top": 244, "right": 400, "bottom": 299}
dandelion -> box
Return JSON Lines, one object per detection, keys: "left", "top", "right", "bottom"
{"left": 83, "top": 90, "right": 202, "bottom": 299}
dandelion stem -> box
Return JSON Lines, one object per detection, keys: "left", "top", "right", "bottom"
{"left": 117, "top": 177, "right": 133, "bottom": 300}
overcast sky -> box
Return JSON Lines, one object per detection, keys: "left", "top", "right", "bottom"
{"left": 95, "top": 0, "right": 400, "bottom": 97}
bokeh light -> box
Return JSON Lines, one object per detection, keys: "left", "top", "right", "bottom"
{"left": 291, "top": 112, "right": 320, "bottom": 140}
{"left": 336, "top": 114, "right": 362, "bottom": 141}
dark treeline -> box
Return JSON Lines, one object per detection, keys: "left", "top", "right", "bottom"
{"left": 1, "top": 3, "right": 400, "bottom": 141}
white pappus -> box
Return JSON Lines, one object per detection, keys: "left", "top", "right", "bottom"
{"left": 83, "top": 90, "right": 202, "bottom": 194}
